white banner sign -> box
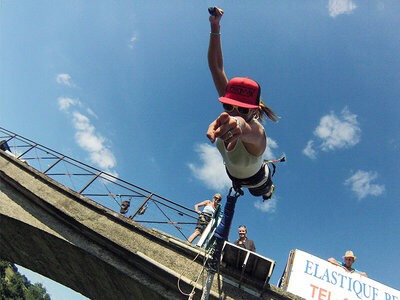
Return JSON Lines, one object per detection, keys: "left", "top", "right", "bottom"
{"left": 286, "top": 250, "right": 399, "bottom": 300}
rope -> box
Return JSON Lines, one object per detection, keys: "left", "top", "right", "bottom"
{"left": 200, "top": 272, "right": 214, "bottom": 300}
{"left": 63, "top": 160, "right": 77, "bottom": 191}
{"left": 264, "top": 155, "right": 285, "bottom": 178}
{"left": 177, "top": 248, "right": 210, "bottom": 299}
{"left": 152, "top": 200, "right": 188, "bottom": 240}
{"left": 34, "top": 147, "right": 43, "bottom": 172}
{"left": 264, "top": 155, "right": 286, "bottom": 163}
{"left": 101, "top": 179, "right": 122, "bottom": 207}
{"left": 11, "top": 139, "right": 16, "bottom": 155}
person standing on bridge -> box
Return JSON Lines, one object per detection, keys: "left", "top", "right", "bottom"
{"left": 187, "top": 194, "right": 222, "bottom": 244}
{"left": 206, "top": 7, "right": 279, "bottom": 201}
{"left": 234, "top": 225, "right": 256, "bottom": 252}
{"left": 328, "top": 250, "right": 368, "bottom": 277}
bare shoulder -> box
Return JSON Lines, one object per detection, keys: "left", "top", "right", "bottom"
{"left": 197, "top": 199, "right": 211, "bottom": 206}
{"left": 203, "top": 200, "right": 212, "bottom": 206}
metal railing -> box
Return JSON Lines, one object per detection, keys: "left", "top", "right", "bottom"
{"left": 0, "top": 127, "right": 197, "bottom": 240}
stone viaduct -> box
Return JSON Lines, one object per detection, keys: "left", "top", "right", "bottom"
{"left": 0, "top": 150, "right": 302, "bottom": 300}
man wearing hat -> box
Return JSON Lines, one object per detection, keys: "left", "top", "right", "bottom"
{"left": 328, "top": 251, "right": 368, "bottom": 277}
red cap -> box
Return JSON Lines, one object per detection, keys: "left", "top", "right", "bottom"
{"left": 218, "top": 77, "right": 260, "bottom": 108}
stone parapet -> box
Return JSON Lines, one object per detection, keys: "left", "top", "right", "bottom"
{"left": 0, "top": 151, "right": 302, "bottom": 300}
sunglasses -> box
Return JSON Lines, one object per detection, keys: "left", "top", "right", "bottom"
{"left": 222, "top": 103, "right": 250, "bottom": 115}
{"left": 213, "top": 196, "right": 222, "bottom": 201}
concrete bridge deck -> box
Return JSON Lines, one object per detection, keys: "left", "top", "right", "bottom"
{"left": 0, "top": 150, "right": 301, "bottom": 300}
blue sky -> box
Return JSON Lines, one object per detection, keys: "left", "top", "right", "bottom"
{"left": 1, "top": 0, "right": 399, "bottom": 298}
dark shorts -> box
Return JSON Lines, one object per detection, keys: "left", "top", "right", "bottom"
{"left": 195, "top": 213, "right": 212, "bottom": 234}
{"left": 227, "top": 163, "right": 273, "bottom": 197}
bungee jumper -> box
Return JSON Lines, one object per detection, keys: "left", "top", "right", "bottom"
{"left": 197, "top": 8, "right": 285, "bottom": 299}
{"left": 206, "top": 7, "right": 283, "bottom": 201}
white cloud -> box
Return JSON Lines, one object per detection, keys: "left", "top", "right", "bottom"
{"left": 264, "top": 137, "right": 279, "bottom": 161}
{"left": 56, "top": 73, "right": 75, "bottom": 87}
{"left": 344, "top": 170, "right": 385, "bottom": 200}
{"left": 304, "top": 107, "right": 361, "bottom": 159}
{"left": 56, "top": 78, "right": 117, "bottom": 175}
{"left": 101, "top": 171, "right": 119, "bottom": 183}
{"left": 254, "top": 198, "right": 277, "bottom": 213}
{"left": 315, "top": 107, "right": 360, "bottom": 151}
{"left": 87, "top": 108, "right": 98, "bottom": 119}
{"left": 128, "top": 35, "right": 137, "bottom": 49}
{"left": 57, "top": 97, "right": 81, "bottom": 111}
{"left": 329, "top": 0, "right": 357, "bottom": 18}
{"left": 303, "top": 140, "right": 317, "bottom": 159}
{"left": 189, "top": 137, "right": 283, "bottom": 190}
{"left": 71, "top": 111, "right": 116, "bottom": 170}
{"left": 188, "top": 143, "right": 231, "bottom": 190}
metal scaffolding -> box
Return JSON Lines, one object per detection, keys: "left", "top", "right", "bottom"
{"left": 0, "top": 127, "right": 197, "bottom": 240}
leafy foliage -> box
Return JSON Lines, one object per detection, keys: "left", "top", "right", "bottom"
{"left": 0, "top": 259, "right": 51, "bottom": 300}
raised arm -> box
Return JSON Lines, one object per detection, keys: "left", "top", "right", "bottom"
{"left": 194, "top": 200, "right": 211, "bottom": 215}
{"left": 208, "top": 7, "right": 228, "bottom": 97}
{"left": 328, "top": 257, "right": 340, "bottom": 266}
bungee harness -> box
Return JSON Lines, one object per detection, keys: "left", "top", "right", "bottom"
{"left": 226, "top": 155, "right": 286, "bottom": 199}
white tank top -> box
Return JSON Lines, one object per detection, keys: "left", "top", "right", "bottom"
{"left": 216, "top": 137, "right": 264, "bottom": 179}
{"left": 202, "top": 204, "right": 215, "bottom": 215}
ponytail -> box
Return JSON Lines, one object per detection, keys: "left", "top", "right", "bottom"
{"left": 255, "top": 99, "right": 279, "bottom": 123}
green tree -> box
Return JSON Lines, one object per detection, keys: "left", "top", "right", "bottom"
{"left": 0, "top": 276, "right": 13, "bottom": 299}
{"left": 0, "top": 259, "right": 51, "bottom": 300}
{"left": 0, "top": 261, "right": 8, "bottom": 278}
{"left": 8, "top": 274, "right": 25, "bottom": 299}
{"left": 26, "top": 283, "right": 51, "bottom": 300}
